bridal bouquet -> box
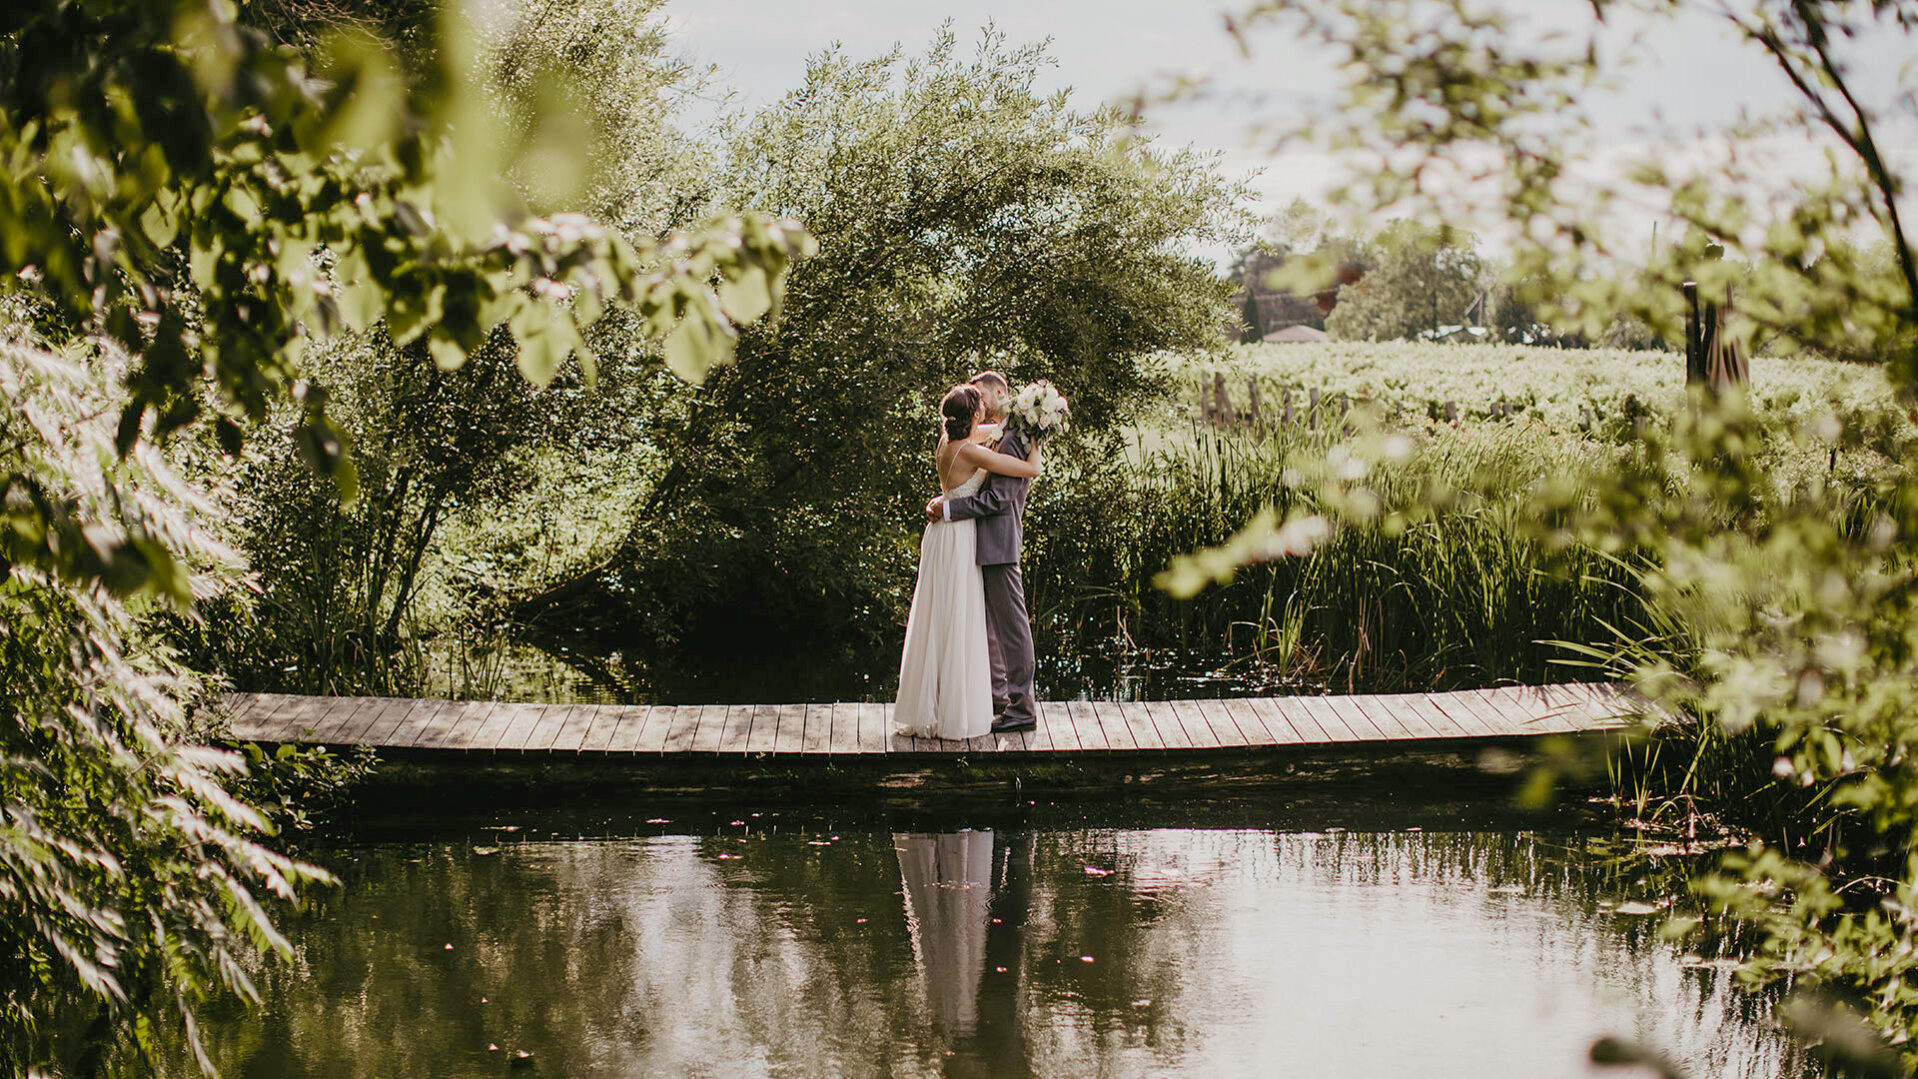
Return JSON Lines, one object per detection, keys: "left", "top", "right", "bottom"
{"left": 1008, "top": 380, "right": 1070, "bottom": 442}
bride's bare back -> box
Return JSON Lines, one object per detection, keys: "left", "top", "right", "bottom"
{"left": 937, "top": 421, "right": 1041, "bottom": 492}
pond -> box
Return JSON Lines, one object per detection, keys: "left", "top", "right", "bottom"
{"left": 170, "top": 789, "right": 1804, "bottom": 1078}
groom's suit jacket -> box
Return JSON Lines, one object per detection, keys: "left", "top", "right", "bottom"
{"left": 946, "top": 426, "right": 1031, "bottom": 567}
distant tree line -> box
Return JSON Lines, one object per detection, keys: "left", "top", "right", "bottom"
{"left": 1230, "top": 200, "right": 1657, "bottom": 349}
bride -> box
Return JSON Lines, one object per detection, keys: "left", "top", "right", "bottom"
{"left": 896, "top": 383, "right": 1042, "bottom": 739}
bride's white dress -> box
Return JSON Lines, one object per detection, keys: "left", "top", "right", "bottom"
{"left": 895, "top": 465, "right": 993, "bottom": 739}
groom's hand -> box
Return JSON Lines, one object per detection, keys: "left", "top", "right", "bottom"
{"left": 924, "top": 495, "right": 944, "bottom": 523}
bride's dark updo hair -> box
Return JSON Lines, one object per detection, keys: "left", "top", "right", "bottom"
{"left": 940, "top": 384, "right": 981, "bottom": 442}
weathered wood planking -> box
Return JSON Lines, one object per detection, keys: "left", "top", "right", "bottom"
{"left": 220, "top": 683, "right": 1638, "bottom": 757}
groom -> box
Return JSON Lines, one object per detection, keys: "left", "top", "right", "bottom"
{"left": 925, "top": 371, "right": 1038, "bottom": 733}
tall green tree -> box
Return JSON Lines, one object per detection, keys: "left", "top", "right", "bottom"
{"left": 1324, "top": 220, "right": 1485, "bottom": 342}
{"left": 190, "top": 0, "right": 737, "bottom": 695}
{"left": 517, "top": 29, "right": 1248, "bottom": 654}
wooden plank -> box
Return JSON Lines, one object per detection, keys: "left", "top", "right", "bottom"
{"left": 886, "top": 697, "right": 920, "bottom": 752}
{"left": 1429, "top": 689, "right": 1517, "bottom": 737}
{"left": 873, "top": 702, "right": 899, "bottom": 754}
{"left": 1268, "top": 696, "right": 1331, "bottom": 742}
{"left": 687, "top": 703, "right": 725, "bottom": 754}
{"left": 377, "top": 698, "right": 454, "bottom": 748}
{"left": 801, "top": 703, "right": 833, "bottom": 755}
{"left": 424, "top": 699, "right": 498, "bottom": 750}
{"left": 1327, "top": 695, "right": 1390, "bottom": 739}
{"left": 545, "top": 703, "right": 602, "bottom": 753}
{"left": 990, "top": 722, "right": 1030, "bottom": 753}
{"left": 1159, "top": 698, "right": 1213, "bottom": 747}
{"left": 1294, "top": 696, "right": 1360, "bottom": 741}
{"left": 1240, "top": 697, "right": 1305, "bottom": 744}
{"left": 330, "top": 696, "right": 394, "bottom": 745}
{"left": 350, "top": 701, "right": 414, "bottom": 743}
{"left": 1089, "top": 700, "right": 1137, "bottom": 751}
{"left": 1065, "top": 700, "right": 1106, "bottom": 752}
{"left": 661, "top": 704, "right": 702, "bottom": 753}
{"left": 264, "top": 693, "right": 327, "bottom": 741}
{"left": 356, "top": 697, "right": 422, "bottom": 747}
{"left": 1105, "top": 700, "right": 1162, "bottom": 751}
{"left": 233, "top": 693, "right": 289, "bottom": 740}
{"left": 224, "top": 693, "right": 266, "bottom": 725}
{"left": 1222, "top": 698, "right": 1280, "bottom": 746}
{"left": 1551, "top": 683, "right": 1628, "bottom": 729}
{"left": 828, "top": 702, "right": 860, "bottom": 755}
{"left": 857, "top": 701, "right": 887, "bottom": 755}
{"left": 1165, "top": 699, "right": 1222, "bottom": 748}
{"left": 298, "top": 696, "right": 372, "bottom": 744}
{"left": 568, "top": 703, "right": 618, "bottom": 752}
{"left": 494, "top": 701, "right": 550, "bottom": 751}
{"left": 468, "top": 699, "right": 525, "bottom": 751}
{"left": 1415, "top": 691, "right": 1477, "bottom": 735}
{"left": 595, "top": 704, "right": 653, "bottom": 753}
{"left": 517, "top": 703, "right": 575, "bottom": 752}
{"left": 1426, "top": 693, "right": 1496, "bottom": 743}
{"left": 1397, "top": 692, "right": 1473, "bottom": 738}
{"left": 1141, "top": 700, "right": 1193, "bottom": 750}
{"left": 714, "top": 704, "right": 756, "bottom": 754}
{"left": 1510, "top": 684, "right": 1576, "bottom": 731}
{"left": 772, "top": 702, "right": 807, "bottom": 754}
{"left": 1343, "top": 694, "right": 1416, "bottom": 740}
{"left": 743, "top": 703, "right": 779, "bottom": 754}
{"left": 1036, "top": 700, "right": 1074, "bottom": 750}
{"left": 1193, "top": 699, "right": 1251, "bottom": 747}
{"left": 580, "top": 702, "right": 629, "bottom": 752}
{"left": 1473, "top": 689, "right": 1549, "bottom": 739}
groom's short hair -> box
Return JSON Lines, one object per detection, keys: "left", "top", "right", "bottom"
{"left": 968, "top": 371, "right": 1009, "bottom": 391}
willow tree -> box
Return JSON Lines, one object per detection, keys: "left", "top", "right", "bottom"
{"left": 0, "top": 0, "right": 807, "bottom": 1072}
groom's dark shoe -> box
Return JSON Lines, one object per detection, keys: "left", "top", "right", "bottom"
{"left": 991, "top": 713, "right": 1036, "bottom": 733}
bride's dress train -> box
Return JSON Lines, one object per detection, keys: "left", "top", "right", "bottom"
{"left": 895, "top": 467, "right": 993, "bottom": 739}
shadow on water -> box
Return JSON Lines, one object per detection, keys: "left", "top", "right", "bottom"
{"left": 161, "top": 776, "right": 1809, "bottom": 1079}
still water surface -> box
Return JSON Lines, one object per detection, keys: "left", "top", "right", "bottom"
{"left": 177, "top": 796, "right": 1802, "bottom": 1078}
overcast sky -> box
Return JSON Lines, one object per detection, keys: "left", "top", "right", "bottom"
{"left": 663, "top": 1, "right": 1912, "bottom": 257}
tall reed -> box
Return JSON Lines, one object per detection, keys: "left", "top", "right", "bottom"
{"left": 1027, "top": 418, "right": 1647, "bottom": 693}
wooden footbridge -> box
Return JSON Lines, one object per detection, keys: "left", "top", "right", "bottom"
{"left": 224, "top": 682, "right": 1636, "bottom": 757}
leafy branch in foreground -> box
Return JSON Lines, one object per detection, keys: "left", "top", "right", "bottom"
{"left": 1160, "top": 0, "right": 1918, "bottom": 1065}
{"left": 1, "top": 0, "right": 813, "bottom": 1073}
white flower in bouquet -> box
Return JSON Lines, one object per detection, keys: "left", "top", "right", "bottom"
{"left": 1008, "top": 380, "right": 1070, "bottom": 441}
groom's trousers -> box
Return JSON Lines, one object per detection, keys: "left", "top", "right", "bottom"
{"left": 982, "top": 562, "right": 1037, "bottom": 723}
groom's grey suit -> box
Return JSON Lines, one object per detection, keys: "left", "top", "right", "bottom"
{"left": 945, "top": 427, "right": 1037, "bottom": 725}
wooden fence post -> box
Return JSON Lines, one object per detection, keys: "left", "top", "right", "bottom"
{"left": 1213, "top": 372, "right": 1234, "bottom": 425}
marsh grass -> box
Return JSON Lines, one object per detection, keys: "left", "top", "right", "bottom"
{"left": 1028, "top": 416, "right": 1645, "bottom": 693}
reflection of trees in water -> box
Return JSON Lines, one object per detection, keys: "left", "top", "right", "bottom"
{"left": 161, "top": 827, "right": 1798, "bottom": 1078}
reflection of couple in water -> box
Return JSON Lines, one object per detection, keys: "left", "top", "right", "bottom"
{"left": 894, "top": 828, "right": 1029, "bottom": 1063}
